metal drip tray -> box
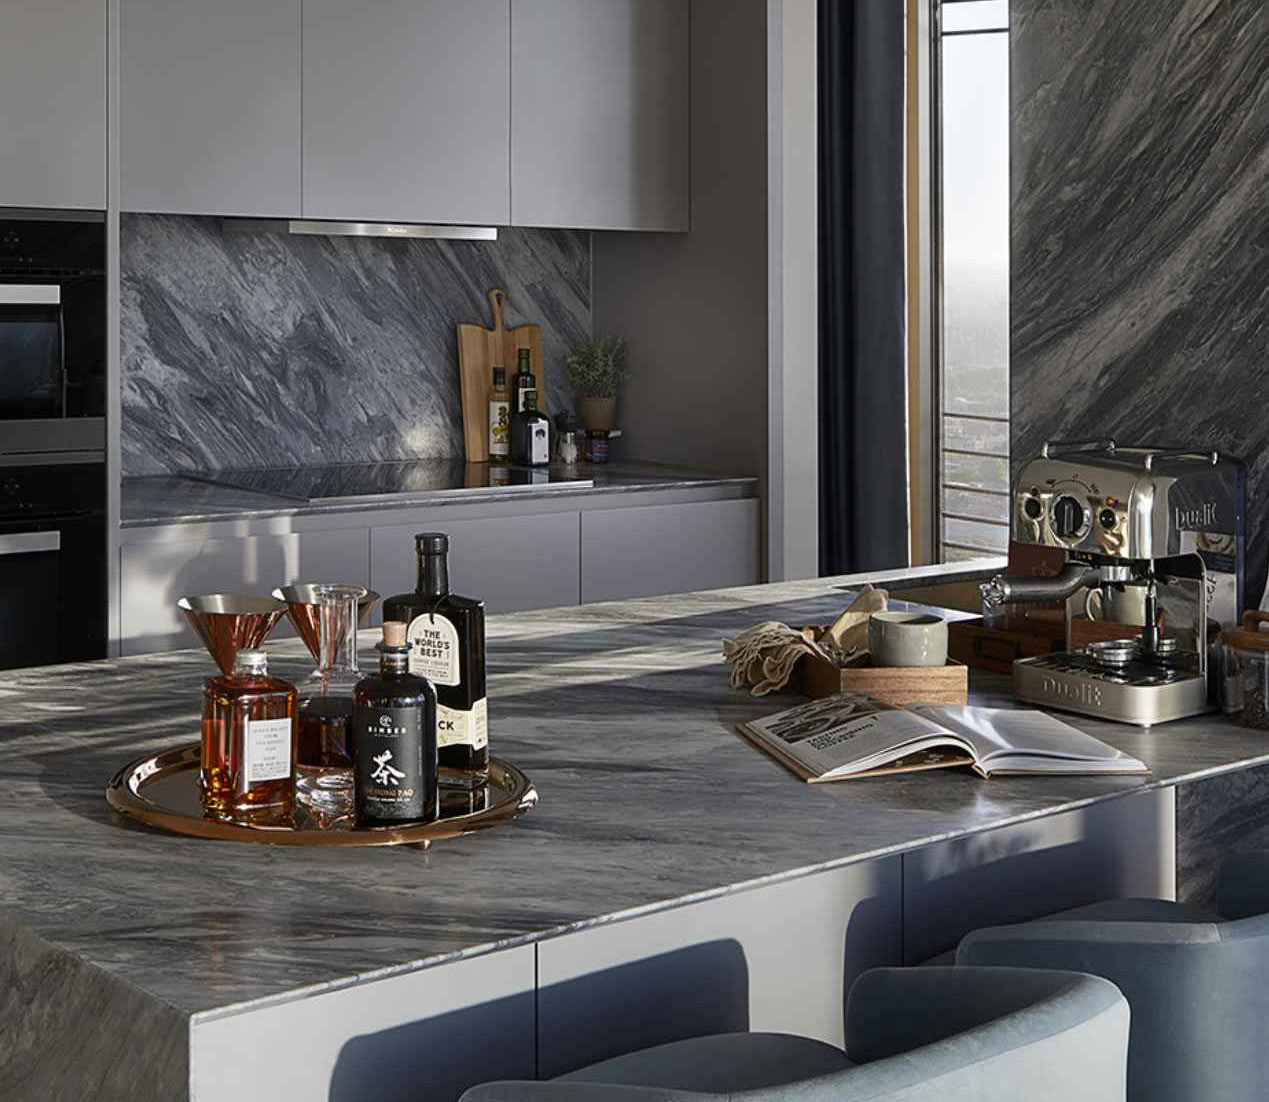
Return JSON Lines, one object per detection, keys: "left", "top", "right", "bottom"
{"left": 1014, "top": 651, "right": 1210, "bottom": 726}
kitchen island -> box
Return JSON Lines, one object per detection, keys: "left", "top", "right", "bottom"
{"left": 2, "top": 570, "right": 1265, "bottom": 1101}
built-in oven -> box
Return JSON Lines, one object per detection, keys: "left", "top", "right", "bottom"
{"left": 0, "top": 462, "right": 106, "bottom": 669}
{"left": 0, "top": 211, "right": 106, "bottom": 460}
{"left": 0, "top": 211, "right": 107, "bottom": 668}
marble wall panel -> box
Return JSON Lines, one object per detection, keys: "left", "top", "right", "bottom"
{"left": 1010, "top": 0, "right": 1269, "bottom": 595}
{"left": 121, "top": 215, "right": 591, "bottom": 475}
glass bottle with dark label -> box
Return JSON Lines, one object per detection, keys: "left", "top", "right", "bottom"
{"left": 511, "top": 389, "right": 551, "bottom": 467}
{"left": 352, "top": 622, "right": 437, "bottom": 825}
{"left": 383, "top": 533, "right": 490, "bottom": 781}
{"left": 200, "top": 649, "right": 297, "bottom": 822}
{"left": 512, "top": 348, "right": 536, "bottom": 414}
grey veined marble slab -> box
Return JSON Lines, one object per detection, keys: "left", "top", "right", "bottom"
{"left": 1010, "top": 0, "right": 1269, "bottom": 594}
{"left": 3, "top": 570, "right": 1269, "bottom": 1028}
{"left": 120, "top": 215, "right": 591, "bottom": 477}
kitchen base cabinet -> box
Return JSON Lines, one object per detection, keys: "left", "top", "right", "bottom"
{"left": 371, "top": 512, "right": 581, "bottom": 617}
{"left": 191, "top": 947, "right": 536, "bottom": 1102}
{"left": 536, "top": 859, "right": 901, "bottom": 1077}
{"left": 120, "top": 528, "right": 369, "bottom": 655}
{"left": 581, "top": 499, "right": 760, "bottom": 603}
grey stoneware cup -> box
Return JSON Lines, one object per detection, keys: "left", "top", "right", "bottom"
{"left": 868, "top": 611, "right": 949, "bottom": 668}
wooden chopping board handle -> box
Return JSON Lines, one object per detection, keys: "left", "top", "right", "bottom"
{"left": 488, "top": 288, "right": 508, "bottom": 339}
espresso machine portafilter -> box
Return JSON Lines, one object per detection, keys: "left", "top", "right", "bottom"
{"left": 981, "top": 440, "right": 1246, "bottom": 725}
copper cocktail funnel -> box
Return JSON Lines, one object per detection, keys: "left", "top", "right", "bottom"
{"left": 271, "top": 584, "right": 380, "bottom": 663}
{"left": 177, "top": 595, "right": 288, "bottom": 676}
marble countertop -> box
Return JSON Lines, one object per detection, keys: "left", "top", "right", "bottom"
{"left": 3, "top": 568, "right": 1268, "bottom": 1024}
{"left": 121, "top": 461, "right": 757, "bottom": 527}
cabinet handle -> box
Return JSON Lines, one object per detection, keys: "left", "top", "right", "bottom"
{"left": 0, "top": 531, "right": 60, "bottom": 556}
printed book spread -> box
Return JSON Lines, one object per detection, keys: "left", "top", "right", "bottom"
{"left": 737, "top": 694, "right": 1149, "bottom": 783}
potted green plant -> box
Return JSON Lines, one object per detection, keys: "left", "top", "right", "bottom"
{"left": 565, "top": 335, "right": 628, "bottom": 433}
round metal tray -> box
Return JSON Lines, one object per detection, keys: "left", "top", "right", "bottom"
{"left": 106, "top": 745, "right": 537, "bottom": 848}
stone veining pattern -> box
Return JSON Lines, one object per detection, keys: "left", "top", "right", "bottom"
{"left": 1, "top": 574, "right": 1267, "bottom": 1024}
{"left": 1010, "top": 0, "right": 1269, "bottom": 591}
{"left": 121, "top": 215, "right": 591, "bottom": 476}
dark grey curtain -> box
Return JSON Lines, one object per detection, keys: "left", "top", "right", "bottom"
{"left": 818, "top": 0, "right": 908, "bottom": 575}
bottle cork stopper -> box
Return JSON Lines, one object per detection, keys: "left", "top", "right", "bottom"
{"left": 383, "top": 621, "right": 407, "bottom": 648}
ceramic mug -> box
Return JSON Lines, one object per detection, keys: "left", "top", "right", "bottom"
{"left": 868, "top": 612, "right": 949, "bottom": 668}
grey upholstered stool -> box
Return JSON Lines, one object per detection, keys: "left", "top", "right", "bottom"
{"left": 955, "top": 862, "right": 1269, "bottom": 1102}
{"left": 460, "top": 967, "right": 1128, "bottom": 1102}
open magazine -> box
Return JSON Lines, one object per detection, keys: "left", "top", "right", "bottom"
{"left": 737, "top": 693, "right": 1149, "bottom": 783}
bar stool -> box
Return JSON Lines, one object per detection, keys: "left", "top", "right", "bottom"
{"left": 953, "top": 858, "right": 1269, "bottom": 1102}
{"left": 459, "top": 967, "right": 1128, "bottom": 1102}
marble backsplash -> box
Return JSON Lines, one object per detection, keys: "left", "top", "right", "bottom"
{"left": 1010, "top": 0, "right": 1269, "bottom": 595}
{"left": 120, "top": 215, "right": 591, "bottom": 475}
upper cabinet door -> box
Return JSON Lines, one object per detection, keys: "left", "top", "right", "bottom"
{"left": 302, "top": 0, "right": 511, "bottom": 226}
{"left": 0, "top": 0, "right": 106, "bottom": 210}
{"left": 511, "top": 0, "right": 689, "bottom": 232}
{"left": 120, "top": 0, "right": 301, "bottom": 217}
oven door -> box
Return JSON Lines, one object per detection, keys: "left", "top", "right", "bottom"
{"left": 0, "top": 529, "right": 62, "bottom": 668}
{"left": 0, "top": 285, "right": 64, "bottom": 421}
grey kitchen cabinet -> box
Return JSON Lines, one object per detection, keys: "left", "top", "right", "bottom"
{"left": 302, "top": 0, "right": 511, "bottom": 225}
{"left": 581, "top": 499, "right": 759, "bottom": 603}
{"left": 119, "top": 0, "right": 301, "bottom": 217}
{"left": 511, "top": 0, "right": 690, "bottom": 231}
{"left": 120, "top": 528, "right": 369, "bottom": 655}
{"left": 371, "top": 512, "right": 580, "bottom": 616}
{"left": 0, "top": 0, "right": 106, "bottom": 210}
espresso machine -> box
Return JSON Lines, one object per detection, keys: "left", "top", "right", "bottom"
{"left": 981, "top": 441, "right": 1246, "bottom": 725}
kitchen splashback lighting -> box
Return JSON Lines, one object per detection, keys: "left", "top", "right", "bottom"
{"left": 223, "top": 219, "right": 498, "bottom": 241}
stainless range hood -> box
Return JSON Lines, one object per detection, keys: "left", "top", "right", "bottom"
{"left": 223, "top": 219, "right": 497, "bottom": 241}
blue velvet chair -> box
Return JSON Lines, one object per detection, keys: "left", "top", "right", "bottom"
{"left": 955, "top": 858, "right": 1269, "bottom": 1102}
{"left": 460, "top": 967, "right": 1128, "bottom": 1102}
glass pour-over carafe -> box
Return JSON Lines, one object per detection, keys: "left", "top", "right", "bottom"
{"left": 295, "top": 584, "right": 363, "bottom": 823}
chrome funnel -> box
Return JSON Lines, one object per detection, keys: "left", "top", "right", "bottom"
{"left": 177, "top": 595, "right": 288, "bottom": 677}
{"left": 271, "top": 584, "right": 380, "bottom": 663}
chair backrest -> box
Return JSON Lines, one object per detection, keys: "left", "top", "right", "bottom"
{"left": 730, "top": 968, "right": 1128, "bottom": 1102}
{"left": 958, "top": 916, "right": 1269, "bottom": 1102}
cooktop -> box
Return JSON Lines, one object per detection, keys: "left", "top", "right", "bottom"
{"left": 185, "top": 460, "right": 593, "bottom": 506}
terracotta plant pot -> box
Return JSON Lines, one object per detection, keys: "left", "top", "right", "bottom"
{"left": 581, "top": 396, "right": 617, "bottom": 433}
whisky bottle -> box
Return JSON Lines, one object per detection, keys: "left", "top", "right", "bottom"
{"left": 383, "top": 533, "right": 490, "bottom": 781}
{"left": 488, "top": 366, "right": 511, "bottom": 461}
{"left": 512, "top": 348, "right": 536, "bottom": 414}
{"left": 511, "top": 389, "right": 551, "bottom": 467}
{"left": 352, "top": 622, "right": 438, "bottom": 825}
{"left": 200, "top": 649, "right": 298, "bottom": 821}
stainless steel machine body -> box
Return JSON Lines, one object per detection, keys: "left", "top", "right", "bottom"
{"left": 982, "top": 441, "right": 1246, "bottom": 726}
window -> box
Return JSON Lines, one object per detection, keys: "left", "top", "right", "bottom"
{"left": 935, "top": 0, "right": 1010, "bottom": 561}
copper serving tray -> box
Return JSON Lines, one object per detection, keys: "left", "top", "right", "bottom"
{"left": 106, "top": 745, "right": 537, "bottom": 848}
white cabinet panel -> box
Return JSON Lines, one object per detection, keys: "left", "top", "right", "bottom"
{"left": 192, "top": 947, "right": 535, "bottom": 1102}
{"left": 537, "top": 859, "right": 900, "bottom": 1077}
{"left": 120, "top": 0, "right": 301, "bottom": 217}
{"left": 371, "top": 513, "right": 580, "bottom": 615}
{"left": 511, "top": 0, "right": 690, "bottom": 231}
{"left": 121, "top": 528, "right": 369, "bottom": 654}
{"left": 581, "top": 499, "right": 759, "bottom": 603}
{"left": 902, "top": 789, "right": 1176, "bottom": 964}
{"left": 0, "top": 0, "right": 106, "bottom": 210}
{"left": 302, "top": 0, "right": 511, "bottom": 225}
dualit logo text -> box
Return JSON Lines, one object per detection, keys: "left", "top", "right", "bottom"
{"left": 1041, "top": 677, "right": 1103, "bottom": 707}
{"left": 1175, "top": 502, "right": 1217, "bottom": 530}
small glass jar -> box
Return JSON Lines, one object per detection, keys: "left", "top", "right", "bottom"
{"left": 1220, "top": 612, "right": 1269, "bottom": 729}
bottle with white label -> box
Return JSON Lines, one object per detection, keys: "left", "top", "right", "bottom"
{"left": 199, "top": 649, "right": 298, "bottom": 821}
{"left": 511, "top": 389, "right": 551, "bottom": 467}
{"left": 489, "top": 366, "right": 511, "bottom": 461}
{"left": 382, "top": 533, "right": 489, "bottom": 783}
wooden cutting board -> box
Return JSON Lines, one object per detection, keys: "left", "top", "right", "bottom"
{"left": 456, "top": 288, "right": 546, "bottom": 462}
